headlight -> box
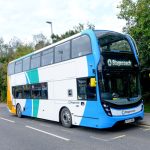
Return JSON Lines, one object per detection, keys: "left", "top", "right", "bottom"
{"left": 102, "top": 103, "right": 112, "bottom": 116}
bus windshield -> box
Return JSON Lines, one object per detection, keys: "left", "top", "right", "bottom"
{"left": 100, "top": 71, "right": 140, "bottom": 101}
{"left": 95, "top": 31, "right": 132, "bottom": 52}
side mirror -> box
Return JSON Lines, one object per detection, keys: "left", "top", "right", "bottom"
{"left": 90, "top": 78, "right": 97, "bottom": 87}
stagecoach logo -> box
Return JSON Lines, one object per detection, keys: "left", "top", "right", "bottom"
{"left": 107, "top": 59, "right": 132, "bottom": 67}
{"left": 122, "top": 109, "right": 136, "bottom": 115}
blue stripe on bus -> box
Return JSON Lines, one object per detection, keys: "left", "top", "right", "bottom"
{"left": 81, "top": 29, "right": 100, "bottom": 66}
{"left": 79, "top": 30, "right": 101, "bottom": 127}
{"left": 22, "top": 99, "right": 32, "bottom": 116}
{"left": 79, "top": 57, "right": 100, "bottom": 127}
{"left": 22, "top": 73, "right": 33, "bottom": 116}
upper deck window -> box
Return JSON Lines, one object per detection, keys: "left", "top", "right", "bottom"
{"left": 31, "top": 53, "right": 41, "bottom": 69}
{"left": 15, "top": 60, "right": 22, "bottom": 73}
{"left": 23, "top": 57, "right": 30, "bottom": 71}
{"left": 55, "top": 41, "right": 70, "bottom": 63}
{"left": 8, "top": 62, "right": 15, "bottom": 75}
{"left": 72, "top": 35, "right": 92, "bottom": 58}
{"left": 95, "top": 31, "right": 132, "bottom": 52}
{"left": 42, "top": 48, "right": 54, "bottom": 66}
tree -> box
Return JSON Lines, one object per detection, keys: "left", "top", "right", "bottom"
{"left": 0, "top": 39, "right": 33, "bottom": 102}
{"left": 0, "top": 38, "right": 9, "bottom": 58}
{"left": 117, "top": 0, "right": 150, "bottom": 67}
{"left": 0, "top": 38, "right": 9, "bottom": 102}
{"left": 33, "top": 33, "right": 50, "bottom": 50}
{"left": 52, "top": 23, "right": 95, "bottom": 43}
{"left": 14, "top": 44, "right": 33, "bottom": 59}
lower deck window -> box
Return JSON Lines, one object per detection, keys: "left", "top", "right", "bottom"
{"left": 13, "top": 86, "right": 23, "bottom": 99}
{"left": 12, "top": 82, "right": 48, "bottom": 99}
{"left": 77, "top": 78, "right": 96, "bottom": 100}
{"left": 31, "top": 84, "right": 42, "bottom": 99}
{"left": 23, "top": 85, "right": 31, "bottom": 99}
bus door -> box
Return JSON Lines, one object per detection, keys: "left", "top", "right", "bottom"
{"left": 75, "top": 77, "right": 99, "bottom": 118}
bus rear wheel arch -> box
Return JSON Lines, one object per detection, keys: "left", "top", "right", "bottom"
{"left": 60, "top": 107, "right": 72, "bottom": 128}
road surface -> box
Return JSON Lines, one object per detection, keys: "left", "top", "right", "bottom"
{"left": 0, "top": 104, "right": 149, "bottom": 150}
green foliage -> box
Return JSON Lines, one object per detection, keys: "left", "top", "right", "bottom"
{"left": 117, "top": 0, "right": 150, "bottom": 67}
{"left": 0, "top": 39, "right": 34, "bottom": 102}
{"left": 14, "top": 45, "right": 33, "bottom": 59}
{"left": 33, "top": 33, "right": 50, "bottom": 50}
{"left": 144, "top": 105, "right": 150, "bottom": 113}
{"left": 52, "top": 23, "right": 95, "bottom": 43}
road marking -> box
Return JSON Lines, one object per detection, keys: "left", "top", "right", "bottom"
{"left": 138, "top": 125, "right": 150, "bottom": 128}
{"left": 26, "top": 125, "right": 70, "bottom": 141}
{"left": 90, "top": 136, "right": 108, "bottom": 142}
{"left": 91, "top": 135, "right": 126, "bottom": 142}
{"left": 111, "top": 135, "right": 126, "bottom": 140}
{"left": 143, "top": 128, "right": 150, "bottom": 131}
{"left": 0, "top": 117, "right": 15, "bottom": 123}
{"left": 61, "top": 129, "right": 74, "bottom": 133}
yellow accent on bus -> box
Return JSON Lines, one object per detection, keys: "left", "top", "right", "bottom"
{"left": 113, "top": 98, "right": 118, "bottom": 100}
{"left": 7, "top": 76, "right": 16, "bottom": 114}
{"left": 90, "top": 78, "right": 97, "bottom": 87}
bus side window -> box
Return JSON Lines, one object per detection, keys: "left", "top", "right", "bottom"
{"left": 15, "top": 60, "right": 22, "bottom": 73}
{"left": 14, "top": 86, "right": 23, "bottom": 99}
{"left": 23, "top": 85, "right": 31, "bottom": 99}
{"left": 31, "top": 84, "right": 42, "bottom": 99}
{"left": 41, "top": 82, "right": 48, "bottom": 99}
{"left": 12, "top": 82, "right": 48, "bottom": 100}
{"left": 12, "top": 87, "right": 15, "bottom": 98}
{"left": 31, "top": 83, "right": 48, "bottom": 99}
{"left": 77, "top": 79, "right": 87, "bottom": 100}
{"left": 41, "top": 48, "right": 54, "bottom": 66}
{"left": 8, "top": 62, "right": 15, "bottom": 75}
{"left": 31, "top": 53, "right": 41, "bottom": 69}
{"left": 55, "top": 41, "right": 70, "bottom": 63}
{"left": 72, "top": 35, "right": 92, "bottom": 58}
{"left": 77, "top": 78, "right": 96, "bottom": 100}
{"left": 23, "top": 57, "right": 30, "bottom": 71}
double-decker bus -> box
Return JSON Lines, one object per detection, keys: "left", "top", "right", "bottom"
{"left": 7, "top": 29, "right": 144, "bottom": 128}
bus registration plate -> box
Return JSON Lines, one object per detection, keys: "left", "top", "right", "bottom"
{"left": 125, "top": 118, "right": 135, "bottom": 124}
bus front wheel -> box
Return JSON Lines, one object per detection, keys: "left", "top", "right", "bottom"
{"left": 60, "top": 108, "right": 72, "bottom": 128}
{"left": 16, "top": 104, "right": 22, "bottom": 118}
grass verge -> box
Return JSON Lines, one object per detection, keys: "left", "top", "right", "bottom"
{"left": 144, "top": 103, "right": 150, "bottom": 113}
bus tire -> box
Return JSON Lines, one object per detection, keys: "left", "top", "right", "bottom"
{"left": 16, "top": 104, "right": 22, "bottom": 118}
{"left": 60, "top": 108, "right": 72, "bottom": 128}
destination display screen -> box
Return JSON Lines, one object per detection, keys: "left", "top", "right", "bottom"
{"left": 101, "top": 52, "right": 138, "bottom": 69}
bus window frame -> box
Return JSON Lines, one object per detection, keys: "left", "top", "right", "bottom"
{"left": 71, "top": 34, "right": 92, "bottom": 59}
{"left": 8, "top": 34, "right": 93, "bottom": 75}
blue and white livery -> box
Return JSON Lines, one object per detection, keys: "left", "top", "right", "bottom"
{"left": 7, "top": 29, "right": 144, "bottom": 128}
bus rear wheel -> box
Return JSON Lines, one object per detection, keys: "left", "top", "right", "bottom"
{"left": 16, "top": 104, "right": 22, "bottom": 118}
{"left": 60, "top": 108, "right": 72, "bottom": 128}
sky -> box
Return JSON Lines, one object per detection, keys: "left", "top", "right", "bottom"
{"left": 0, "top": 0, "right": 126, "bottom": 43}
